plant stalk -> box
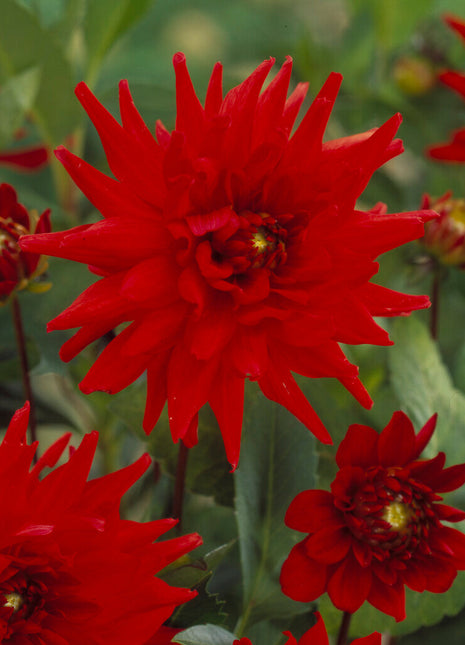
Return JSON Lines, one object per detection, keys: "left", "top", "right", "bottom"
{"left": 336, "top": 611, "right": 352, "bottom": 645}
{"left": 11, "top": 296, "right": 38, "bottom": 459}
{"left": 430, "top": 262, "right": 441, "bottom": 340}
{"left": 172, "top": 441, "right": 189, "bottom": 533}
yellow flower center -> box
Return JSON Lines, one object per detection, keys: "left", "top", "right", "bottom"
{"left": 3, "top": 592, "right": 23, "bottom": 612}
{"left": 252, "top": 227, "right": 271, "bottom": 254}
{"left": 382, "top": 501, "right": 412, "bottom": 531}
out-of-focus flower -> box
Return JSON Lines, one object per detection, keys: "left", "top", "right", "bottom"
{"left": 233, "top": 612, "right": 380, "bottom": 645}
{"left": 21, "top": 54, "right": 434, "bottom": 467}
{"left": 0, "top": 144, "right": 48, "bottom": 171}
{"left": 0, "top": 402, "right": 202, "bottom": 644}
{"left": 419, "top": 192, "right": 465, "bottom": 267}
{"left": 427, "top": 14, "right": 465, "bottom": 161}
{"left": 393, "top": 55, "right": 437, "bottom": 96}
{"left": 280, "top": 411, "right": 465, "bottom": 621}
{"left": 0, "top": 183, "right": 51, "bottom": 303}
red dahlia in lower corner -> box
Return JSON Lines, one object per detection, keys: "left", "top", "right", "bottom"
{"left": 21, "top": 54, "right": 435, "bottom": 468}
{"left": 233, "top": 612, "right": 380, "bottom": 645}
{"left": 280, "top": 411, "right": 465, "bottom": 621}
{"left": 0, "top": 403, "right": 201, "bottom": 644}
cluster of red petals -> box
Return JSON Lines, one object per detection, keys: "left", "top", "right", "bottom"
{"left": 426, "top": 14, "right": 465, "bottom": 161}
{"left": 0, "top": 403, "right": 201, "bottom": 644}
{"left": 234, "top": 612, "right": 380, "bottom": 645}
{"left": 280, "top": 411, "right": 465, "bottom": 621}
{"left": 420, "top": 192, "right": 465, "bottom": 267}
{"left": 0, "top": 183, "right": 51, "bottom": 302}
{"left": 21, "top": 54, "right": 434, "bottom": 467}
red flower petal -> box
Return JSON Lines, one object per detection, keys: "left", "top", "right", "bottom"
{"left": 327, "top": 553, "right": 371, "bottom": 613}
{"left": 280, "top": 542, "right": 327, "bottom": 602}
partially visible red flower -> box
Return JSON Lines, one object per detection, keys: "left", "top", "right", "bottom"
{"left": 427, "top": 14, "right": 465, "bottom": 161}
{"left": 0, "top": 145, "right": 48, "bottom": 171}
{"left": 0, "top": 402, "right": 202, "bottom": 644}
{"left": 21, "top": 54, "right": 434, "bottom": 467}
{"left": 280, "top": 411, "right": 465, "bottom": 621}
{"left": 419, "top": 192, "right": 465, "bottom": 267}
{"left": 233, "top": 612, "right": 380, "bottom": 645}
{"left": 0, "top": 183, "right": 51, "bottom": 302}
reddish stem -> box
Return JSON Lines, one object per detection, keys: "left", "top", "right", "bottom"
{"left": 172, "top": 441, "right": 189, "bottom": 533}
{"left": 336, "top": 611, "right": 352, "bottom": 645}
{"left": 11, "top": 296, "right": 38, "bottom": 460}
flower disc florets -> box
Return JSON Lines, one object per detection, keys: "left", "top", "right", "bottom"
{"left": 280, "top": 411, "right": 465, "bottom": 621}
{"left": 20, "top": 54, "right": 435, "bottom": 467}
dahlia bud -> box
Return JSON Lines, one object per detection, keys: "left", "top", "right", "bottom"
{"left": 0, "top": 183, "right": 51, "bottom": 303}
{"left": 393, "top": 55, "right": 437, "bottom": 95}
{"left": 419, "top": 193, "right": 465, "bottom": 267}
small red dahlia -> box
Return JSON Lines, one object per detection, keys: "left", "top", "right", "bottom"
{"left": 21, "top": 54, "right": 434, "bottom": 467}
{"left": 0, "top": 183, "right": 51, "bottom": 302}
{"left": 280, "top": 411, "right": 465, "bottom": 621}
{"left": 0, "top": 402, "right": 201, "bottom": 644}
{"left": 234, "top": 612, "right": 380, "bottom": 645}
{"left": 426, "top": 15, "right": 465, "bottom": 161}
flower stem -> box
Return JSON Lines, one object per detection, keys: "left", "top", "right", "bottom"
{"left": 11, "top": 296, "right": 38, "bottom": 459}
{"left": 172, "top": 441, "right": 189, "bottom": 533}
{"left": 430, "top": 261, "right": 441, "bottom": 340}
{"left": 336, "top": 611, "right": 352, "bottom": 645}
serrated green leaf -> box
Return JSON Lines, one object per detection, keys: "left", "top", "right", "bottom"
{"left": 173, "top": 624, "right": 235, "bottom": 645}
{"left": 234, "top": 384, "right": 317, "bottom": 630}
{"left": 0, "top": 67, "right": 41, "bottom": 148}
{"left": 0, "top": 0, "right": 80, "bottom": 144}
{"left": 171, "top": 577, "right": 227, "bottom": 628}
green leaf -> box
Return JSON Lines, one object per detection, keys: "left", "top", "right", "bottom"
{"left": 0, "top": 0, "right": 80, "bottom": 144}
{"left": 160, "top": 542, "right": 236, "bottom": 590}
{"left": 0, "top": 66, "right": 40, "bottom": 147}
{"left": 84, "top": 0, "right": 154, "bottom": 84}
{"left": 173, "top": 624, "right": 236, "bottom": 645}
{"left": 389, "top": 316, "right": 465, "bottom": 466}
{"left": 234, "top": 384, "right": 317, "bottom": 630}
{"left": 171, "top": 577, "right": 227, "bottom": 628}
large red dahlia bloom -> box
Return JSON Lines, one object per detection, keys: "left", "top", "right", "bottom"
{"left": 427, "top": 15, "right": 465, "bottom": 161}
{"left": 0, "top": 183, "right": 51, "bottom": 302}
{"left": 21, "top": 55, "right": 434, "bottom": 467}
{"left": 0, "top": 402, "right": 201, "bottom": 644}
{"left": 280, "top": 411, "right": 465, "bottom": 621}
{"left": 234, "top": 612, "right": 380, "bottom": 645}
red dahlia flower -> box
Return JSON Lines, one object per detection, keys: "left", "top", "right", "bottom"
{"left": 0, "top": 402, "right": 201, "bottom": 644}
{"left": 233, "top": 612, "right": 380, "bottom": 645}
{"left": 280, "top": 411, "right": 465, "bottom": 621}
{"left": 427, "top": 15, "right": 465, "bottom": 161}
{"left": 0, "top": 183, "right": 51, "bottom": 302}
{"left": 21, "top": 54, "right": 434, "bottom": 467}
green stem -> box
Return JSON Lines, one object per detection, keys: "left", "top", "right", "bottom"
{"left": 336, "top": 611, "right": 352, "bottom": 645}
{"left": 172, "top": 441, "right": 190, "bottom": 533}
{"left": 430, "top": 261, "right": 442, "bottom": 340}
{"left": 11, "top": 296, "right": 38, "bottom": 459}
